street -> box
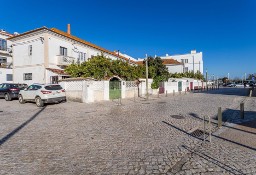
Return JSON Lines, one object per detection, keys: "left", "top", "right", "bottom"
{"left": 0, "top": 88, "right": 255, "bottom": 174}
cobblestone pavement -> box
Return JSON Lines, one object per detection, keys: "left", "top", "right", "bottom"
{"left": 0, "top": 87, "right": 255, "bottom": 174}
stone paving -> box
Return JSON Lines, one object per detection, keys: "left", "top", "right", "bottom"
{"left": 0, "top": 87, "right": 255, "bottom": 174}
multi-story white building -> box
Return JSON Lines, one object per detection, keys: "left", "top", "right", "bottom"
{"left": 8, "top": 25, "right": 136, "bottom": 84}
{"left": 161, "top": 50, "right": 203, "bottom": 74}
{"left": 0, "top": 30, "right": 14, "bottom": 83}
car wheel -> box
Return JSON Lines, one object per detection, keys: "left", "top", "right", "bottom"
{"left": 35, "top": 97, "right": 44, "bottom": 107}
{"left": 18, "top": 95, "right": 25, "bottom": 104}
{"left": 5, "top": 93, "right": 11, "bottom": 101}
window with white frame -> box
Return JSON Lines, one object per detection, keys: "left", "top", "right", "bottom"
{"left": 183, "top": 67, "right": 188, "bottom": 73}
{"left": 28, "top": 45, "right": 32, "bottom": 55}
{"left": 60, "top": 46, "right": 67, "bottom": 56}
{"left": 78, "top": 52, "right": 87, "bottom": 62}
{"left": 181, "top": 59, "right": 188, "bottom": 63}
{"left": 23, "top": 73, "right": 32, "bottom": 80}
{"left": 0, "top": 39, "right": 7, "bottom": 51}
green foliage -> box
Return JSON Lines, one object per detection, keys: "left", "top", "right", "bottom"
{"left": 65, "top": 54, "right": 143, "bottom": 81}
{"left": 170, "top": 71, "right": 204, "bottom": 80}
{"left": 65, "top": 54, "right": 204, "bottom": 84}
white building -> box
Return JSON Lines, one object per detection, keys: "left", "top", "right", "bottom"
{"left": 0, "top": 30, "right": 14, "bottom": 83}
{"left": 8, "top": 25, "right": 136, "bottom": 84}
{"left": 161, "top": 50, "right": 203, "bottom": 74}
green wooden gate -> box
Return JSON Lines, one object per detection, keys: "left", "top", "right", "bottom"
{"left": 109, "top": 80, "right": 121, "bottom": 99}
{"left": 178, "top": 81, "right": 182, "bottom": 91}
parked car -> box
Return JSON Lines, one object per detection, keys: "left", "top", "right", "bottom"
{"left": 227, "top": 83, "right": 236, "bottom": 87}
{"left": 249, "top": 82, "right": 256, "bottom": 87}
{"left": 0, "top": 83, "right": 27, "bottom": 101}
{"left": 18, "top": 84, "right": 66, "bottom": 107}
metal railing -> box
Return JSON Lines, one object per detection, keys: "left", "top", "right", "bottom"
{"left": 56, "top": 55, "right": 76, "bottom": 66}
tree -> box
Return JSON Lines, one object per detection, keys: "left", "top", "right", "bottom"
{"left": 142, "top": 56, "right": 169, "bottom": 89}
{"left": 65, "top": 54, "right": 144, "bottom": 81}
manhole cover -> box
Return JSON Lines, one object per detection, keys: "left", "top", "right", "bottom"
{"left": 142, "top": 102, "right": 150, "bottom": 104}
{"left": 171, "top": 115, "right": 185, "bottom": 119}
{"left": 190, "top": 129, "right": 208, "bottom": 138}
{"left": 0, "top": 111, "right": 3, "bottom": 112}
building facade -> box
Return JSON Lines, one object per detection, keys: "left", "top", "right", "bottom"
{"left": 161, "top": 50, "right": 203, "bottom": 74}
{"left": 8, "top": 25, "right": 135, "bottom": 84}
{"left": 0, "top": 30, "right": 13, "bottom": 83}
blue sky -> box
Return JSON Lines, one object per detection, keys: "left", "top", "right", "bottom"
{"left": 1, "top": 0, "right": 256, "bottom": 78}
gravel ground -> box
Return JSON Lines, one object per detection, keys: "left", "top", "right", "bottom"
{"left": 0, "top": 87, "right": 255, "bottom": 174}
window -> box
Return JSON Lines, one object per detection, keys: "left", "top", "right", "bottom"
{"left": 45, "top": 85, "right": 63, "bottom": 90}
{"left": 28, "top": 45, "right": 32, "bottom": 55}
{"left": 84, "top": 53, "right": 86, "bottom": 61}
{"left": 23, "top": 73, "right": 32, "bottom": 80}
{"left": 183, "top": 67, "right": 188, "bottom": 73}
{"left": 181, "top": 59, "right": 188, "bottom": 63}
{"left": 60, "top": 46, "right": 67, "bottom": 56}
{"left": 78, "top": 52, "right": 86, "bottom": 61}
{"left": 0, "top": 39, "right": 7, "bottom": 51}
{"left": 0, "top": 57, "right": 7, "bottom": 63}
{"left": 6, "top": 74, "right": 13, "bottom": 81}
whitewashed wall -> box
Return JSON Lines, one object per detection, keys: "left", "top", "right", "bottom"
{"left": 12, "top": 34, "right": 45, "bottom": 84}
{"left": 161, "top": 51, "right": 203, "bottom": 74}
{"left": 0, "top": 68, "right": 13, "bottom": 83}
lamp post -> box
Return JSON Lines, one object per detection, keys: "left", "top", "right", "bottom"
{"left": 206, "top": 69, "right": 208, "bottom": 90}
{"left": 145, "top": 54, "right": 149, "bottom": 100}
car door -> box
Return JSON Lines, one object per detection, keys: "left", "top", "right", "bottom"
{"left": 22, "top": 85, "right": 36, "bottom": 100}
{"left": 0, "top": 84, "right": 8, "bottom": 97}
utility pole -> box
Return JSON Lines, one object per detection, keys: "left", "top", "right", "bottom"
{"left": 193, "top": 55, "right": 195, "bottom": 74}
{"left": 206, "top": 69, "right": 208, "bottom": 90}
{"left": 146, "top": 54, "right": 149, "bottom": 100}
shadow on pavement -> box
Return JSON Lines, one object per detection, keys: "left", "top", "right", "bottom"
{"left": 0, "top": 107, "right": 46, "bottom": 146}
{"left": 163, "top": 120, "right": 256, "bottom": 152}
{"left": 182, "top": 145, "right": 245, "bottom": 175}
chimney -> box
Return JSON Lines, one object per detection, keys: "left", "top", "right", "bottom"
{"left": 67, "top": 24, "right": 71, "bottom": 35}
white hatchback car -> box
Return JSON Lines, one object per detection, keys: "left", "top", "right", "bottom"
{"left": 18, "top": 84, "right": 66, "bottom": 107}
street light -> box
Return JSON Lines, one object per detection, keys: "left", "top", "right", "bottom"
{"left": 145, "top": 54, "right": 149, "bottom": 100}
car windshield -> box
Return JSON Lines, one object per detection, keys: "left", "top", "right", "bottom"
{"left": 45, "top": 85, "right": 63, "bottom": 90}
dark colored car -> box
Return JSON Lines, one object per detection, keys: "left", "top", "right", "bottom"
{"left": 0, "top": 83, "right": 28, "bottom": 101}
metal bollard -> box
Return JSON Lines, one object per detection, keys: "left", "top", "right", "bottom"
{"left": 185, "top": 89, "right": 187, "bottom": 95}
{"left": 203, "top": 116, "right": 206, "bottom": 144}
{"left": 240, "top": 102, "right": 244, "bottom": 119}
{"left": 173, "top": 90, "right": 175, "bottom": 96}
{"left": 134, "top": 87, "right": 136, "bottom": 102}
{"left": 218, "top": 107, "right": 222, "bottom": 128}
{"left": 158, "top": 90, "right": 160, "bottom": 98}
{"left": 166, "top": 90, "right": 167, "bottom": 97}
{"left": 208, "top": 116, "right": 212, "bottom": 143}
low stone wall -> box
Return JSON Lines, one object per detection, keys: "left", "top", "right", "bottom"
{"left": 65, "top": 91, "right": 83, "bottom": 102}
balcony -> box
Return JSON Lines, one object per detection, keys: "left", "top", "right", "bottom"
{"left": 56, "top": 55, "right": 76, "bottom": 66}
{"left": 0, "top": 49, "right": 11, "bottom": 56}
{"left": 0, "top": 62, "right": 12, "bottom": 68}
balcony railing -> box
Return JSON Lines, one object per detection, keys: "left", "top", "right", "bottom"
{"left": 56, "top": 55, "right": 76, "bottom": 66}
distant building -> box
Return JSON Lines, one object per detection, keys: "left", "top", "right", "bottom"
{"left": 8, "top": 24, "right": 136, "bottom": 84}
{"left": 161, "top": 50, "right": 203, "bottom": 74}
{"left": 0, "top": 30, "right": 14, "bottom": 83}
